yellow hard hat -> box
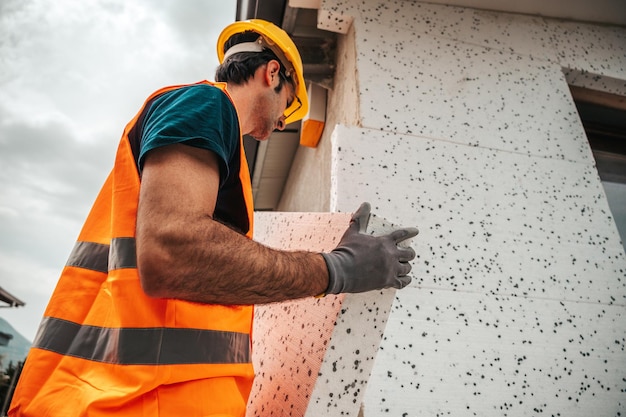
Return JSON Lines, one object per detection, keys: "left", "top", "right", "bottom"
{"left": 217, "top": 19, "right": 309, "bottom": 125}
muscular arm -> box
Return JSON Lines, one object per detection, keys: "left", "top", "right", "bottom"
{"left": 136, "top": 143, "right": 329, "bottom": 305}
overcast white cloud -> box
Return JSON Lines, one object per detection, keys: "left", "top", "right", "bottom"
{"left": 0, "top": 0, "right": 237, "bottom": 341}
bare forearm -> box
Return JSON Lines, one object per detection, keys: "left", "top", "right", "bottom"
{"left": 136, "top": 144, "right": 329, "bottom": 304}
{"left": 137, "top": 214, "right": 329, "bottom": 305}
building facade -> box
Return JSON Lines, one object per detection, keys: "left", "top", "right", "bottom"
{"left": 268, "top": 0, "right": 626, "bottom": 415}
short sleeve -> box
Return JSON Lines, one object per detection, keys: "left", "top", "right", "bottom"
{"left": 138, "top": 84, "right": 239, "bottom": 185}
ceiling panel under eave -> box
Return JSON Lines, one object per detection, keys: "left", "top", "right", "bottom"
{"left": 251, "top": 130, "right": 301, "bottom": 210}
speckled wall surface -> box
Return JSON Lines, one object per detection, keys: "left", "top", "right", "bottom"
{"left": 316, "top": 1, "right": 626, "bottom": 416}
{"left": 331, "top": 125, "right": 626, "bottom": 416}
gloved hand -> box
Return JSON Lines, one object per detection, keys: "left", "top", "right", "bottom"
{"left": 321, "top": 202, "right": 419, "bottom": 295}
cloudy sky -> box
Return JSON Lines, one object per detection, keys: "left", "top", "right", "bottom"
{"left": 0, "top": 0, "right": 236, "bottom": 341}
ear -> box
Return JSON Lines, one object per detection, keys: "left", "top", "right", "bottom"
{"left": 263, "top": 60, "right": 281, "bottom": 87}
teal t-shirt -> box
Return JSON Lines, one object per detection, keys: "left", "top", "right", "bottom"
{"left": 138, "top": 83, "right": 239, "bottom": 186}
{"left": 128, "top": 83, "right": 250, "bottom": 234}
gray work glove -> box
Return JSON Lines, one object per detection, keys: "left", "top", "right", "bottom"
{"left": 321, "top": 202, "right": 419, "bottom": 294}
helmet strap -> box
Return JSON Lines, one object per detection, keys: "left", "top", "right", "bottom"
{"left": 223, "top": 41, "right": 264, "bottom": 60}
{"left": 224, "top": 36, "right": 295, "bottom": 80}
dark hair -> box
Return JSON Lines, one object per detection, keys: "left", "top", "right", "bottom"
{"left": 215, "top": 31, "right": 293, "bottom": 93}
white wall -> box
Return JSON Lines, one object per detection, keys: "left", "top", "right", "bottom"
{"left": 285, "top": 0, "right": 626, "bottom": 415}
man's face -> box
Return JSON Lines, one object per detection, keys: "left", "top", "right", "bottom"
{"left": 249, "top": 70, "right": 295, "bottom": 141}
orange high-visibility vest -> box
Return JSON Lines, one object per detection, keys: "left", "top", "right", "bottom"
{"left": 9, "top": 81, "right": 256, "bottom": 417}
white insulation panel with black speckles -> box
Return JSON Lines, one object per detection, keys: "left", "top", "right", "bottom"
{"left": 329, "top": 123, "right": 626, "bottom": 415}
{"left": 247, "top": 212, "right": 415, "bottom": 417}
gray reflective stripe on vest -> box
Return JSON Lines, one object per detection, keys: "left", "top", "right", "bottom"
{"left": 59, "top": 238, "right": 251, "bottom": 365}
{"left": 66, "top": 238, "right": 137, "bottom": 272}
{"left": 33, "top": 317, "right": 251, "bottom": 365}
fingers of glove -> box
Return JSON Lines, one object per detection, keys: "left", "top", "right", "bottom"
{"left": 349, "top": 202, "right": 371, "bottom": 234}
{"left": 389, "top": 227, "right": 419, "bottom": 244}
{"left": 396, "top": 275, "right": 412, "bottom": 289}
{"left": 397, "top": 246, "right": 416, "bottom": 262}
{"left": 397, "top": 261, "right": 413, "bottom": 277}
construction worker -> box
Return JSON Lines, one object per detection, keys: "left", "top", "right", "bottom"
{"left": 9, "top": 19, "right": 417, "bottom": 416}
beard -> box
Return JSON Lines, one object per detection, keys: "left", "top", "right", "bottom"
{"left": 249, "top": 123, "right": 274, "bottom": 141}
{"left": 248, "top": 90, "right": 281, "bottom": 141}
